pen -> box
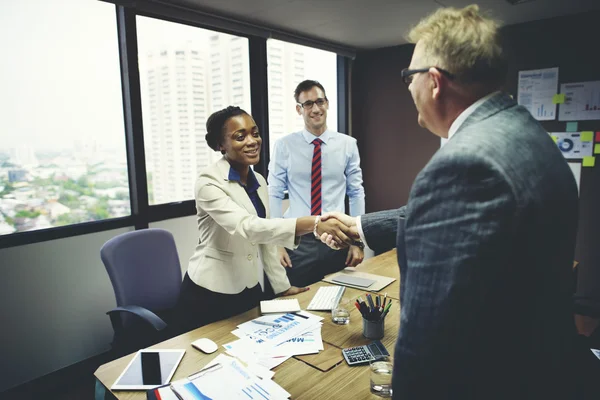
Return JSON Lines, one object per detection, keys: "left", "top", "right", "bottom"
{"left": 376, "top": 295, "right": 380, "bottom": 308}
{"left": 382, "top": 293, "right": 387, "bottom": 309}
{"left": 358, "top": 300, "right": 368, "bottom": 317}
{"left": 188, "top": 362, "right": 223, "bottom": 380}
{"left": 170, "top": 384, "right": 185, "bottom": 400}
{"left": 292, "top": 312, "right": 309, "bottom": 319}
{"left": 380, "top": 301, "right": 393, "bottom": 320}
{"left": 252, "top": 320, "right": 281, "bottom": 327}
{"left": 366, "top": 293, "right": 375, "bottom": 311}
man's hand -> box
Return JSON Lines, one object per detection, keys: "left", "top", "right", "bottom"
{"left": 316, "top": 217, "right": 355, "bottom": 248}
{"left": 318, "top": 212, "right": 359, "bottom": 249}
{"left": 278, "top": 247, "right": 292, "bottom": 268}
{"left": 279, "top": 286, "right": 310, "bottom": 296}
{"left": 346, "top": 245, "right": 364, "bottom": 267}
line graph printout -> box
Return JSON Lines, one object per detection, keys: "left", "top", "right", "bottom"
{"left": 518, "top": 67, "right": 558, "bottom": 121}
{"left": 559, "top": 81, "right": 600, "bottom": 121}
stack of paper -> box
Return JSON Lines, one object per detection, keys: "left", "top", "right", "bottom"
{"left": 224, "top": 311, "right": 324, "bottom": 370}
{"left": 163, "top": 354, "right": 290, "bottom": 400}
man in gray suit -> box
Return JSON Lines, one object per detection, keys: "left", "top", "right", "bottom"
{"left": 321, "top": 5, "right": 586, "bottom": 399}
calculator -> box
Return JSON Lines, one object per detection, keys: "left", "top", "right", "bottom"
{"left": 342, "top": 340, "right": 390, "bottom": 366}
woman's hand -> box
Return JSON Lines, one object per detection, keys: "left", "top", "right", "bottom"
{"left": 279, "top": 286, "right": 310, "bottom": 297}
{"left": 316, "top": 217, "right": 356, "bottom": 248}
{"left": 278, "top": 247, "right": 292, "bottom": 267}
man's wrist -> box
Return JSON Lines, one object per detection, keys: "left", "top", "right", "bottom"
{"left": 355, "top": 215, "right": 369, "bottom": 248}
{"left": 352, "top": 241, "right": 365, "bottom": 250}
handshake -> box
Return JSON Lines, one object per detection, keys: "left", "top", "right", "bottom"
{"left": 315, "top": 212, "right": 361, "bottom": 250}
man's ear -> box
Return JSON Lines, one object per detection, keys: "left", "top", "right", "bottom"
{"left": 296, "top": 104, "right": 302, "bottom": 115}
{"left": 429, "top": 67, "right": 444, "bottom": 100}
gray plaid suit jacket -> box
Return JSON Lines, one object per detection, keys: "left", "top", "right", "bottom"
{"left": 361, "top": 92, "right": 582, "bottom": 399}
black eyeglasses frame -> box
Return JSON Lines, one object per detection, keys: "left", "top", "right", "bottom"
{"left": 297, "top": 97, "right": 328, "bottom": 109}
{"left": 401, "top": 67, "right": 454, "bottom": 86}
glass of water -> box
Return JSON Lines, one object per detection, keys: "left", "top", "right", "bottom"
{"left": 331, "top": 298, "right": 351, "bottom": 325}
{"left": 370, "top": 358, "right": 393, "bottom": 397}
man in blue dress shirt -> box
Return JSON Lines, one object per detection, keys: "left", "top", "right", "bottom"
{"left": 268, "top": 80, "right": 366, "bottom": 287}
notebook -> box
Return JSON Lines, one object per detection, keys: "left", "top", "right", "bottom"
{"left": 332, "top": 274, "right": 376, "bottom": 288}
{"left": 260, "top": 299, "right": 301, "bottom": 314}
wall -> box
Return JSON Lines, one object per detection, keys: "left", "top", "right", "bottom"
{"left": 352, "top": 11, "right": 600, "bottom": 305}
{"left": 0, "top": 215, "right": 197, "bottom": 392}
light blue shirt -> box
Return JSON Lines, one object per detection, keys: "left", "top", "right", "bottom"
{"left": 268, "top": 129, "right": 365, "bottom": 218}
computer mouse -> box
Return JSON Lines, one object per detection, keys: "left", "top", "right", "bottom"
{"left": 191, "top": 338, "right": 218, "bottom": 354}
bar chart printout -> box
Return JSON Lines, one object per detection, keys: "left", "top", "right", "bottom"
{"left": 518, "top": 67, "right": 558, "bottom": 121}
{"left": 559, "top": 80, "right": 600, "bottom": 121}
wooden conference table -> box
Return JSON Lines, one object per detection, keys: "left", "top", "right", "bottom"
{"left": 95, "top": 249, "right": 400, "bottom": 400}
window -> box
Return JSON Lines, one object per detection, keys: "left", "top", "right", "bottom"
{"left": 137, "top": 16, "right": 251, "bottom": 205}
{"left": 0, "top": 0, "right": 129, "bottom": 236}
{"left": 266, "top": 39, "right": 338, "bottom": 155}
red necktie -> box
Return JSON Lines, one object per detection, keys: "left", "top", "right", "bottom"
{"left": 311, "top": 138, "right": 323, "bottom": 215}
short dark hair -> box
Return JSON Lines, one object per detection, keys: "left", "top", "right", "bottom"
{"left": 205, "top": 106, "right": 248, "bottom": 152}
{"left": 294, "top": 80, "right": 327, "bottom": 103}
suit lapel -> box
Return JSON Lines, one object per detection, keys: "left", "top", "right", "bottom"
{"left": 216, "top": 157, "right": 258, "bottom": 216}
{"left": 257, "top": 182, "right": 269, "bottom": 218}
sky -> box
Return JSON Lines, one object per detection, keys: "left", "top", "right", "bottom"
{"left": 1, "top": 0, "right": 126, "bottom": 152}
{"left": 1, "top": 0, "right": 338, "bottom": 153}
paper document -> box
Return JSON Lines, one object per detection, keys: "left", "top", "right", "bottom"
{"left": 518, "top": 67, "right": 559, "bottom": 121}
{"left": 171, "top": 354, "right": 290, "bottom": 400}
{"left": 559, "top": 81, "right": 600, "bottom": 121}
{"left": 224, "top": 338, "right": 290, "bottom": 372}
{"left": 549, "top": 132, "right": 593, "bottom": 159}
{"left": 236, "top": 312, "right": 322, "bottom": 348}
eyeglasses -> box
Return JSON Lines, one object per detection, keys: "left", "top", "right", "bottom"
{"left": 297, "top": 97, "right": 328, "bottom": 109}
{"left": 401, "top": 67, "right": 454, "bottom": 86}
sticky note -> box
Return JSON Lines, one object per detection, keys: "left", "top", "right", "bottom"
{"left": 596, "top": 132, "right": 600, "bottom": 142}
{"left": 566, "top": 122, "right": 578, "bottom": 132}
{"left": 595, "top": 144, "right": 600, "bottom": 155}
{"left": 551, "top": 135, "right": 558, "bottom": 143}
{"left": 582, "top": 156, "right": 595, "bottom": 167}
{"left": 581, "top": 131, "right": 593, "bottom": 142}
{"left": 552, "top": 94, "right": 565, "bottom": 104}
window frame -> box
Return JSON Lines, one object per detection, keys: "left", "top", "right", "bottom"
{"left": 0, "top": 2, "right": 350, "bottom": 249}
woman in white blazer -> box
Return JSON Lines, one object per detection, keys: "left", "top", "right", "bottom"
{"left": 177, "top": 106, "right": 352, "bottom": 331}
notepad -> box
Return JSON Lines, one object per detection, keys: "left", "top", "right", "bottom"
{"left": 260, "top": 299, "right": 301, "bottom": 314}
{"left": 332, "top": 274, "right": 376, "bottom": 288}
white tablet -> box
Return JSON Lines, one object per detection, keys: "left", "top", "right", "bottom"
{"left": 111, "top": 349, "right": 186, "bottom": 391}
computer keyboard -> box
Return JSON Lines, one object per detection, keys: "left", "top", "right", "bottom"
{"left": 307, "top": 285, "right": 345, "bottom": 311}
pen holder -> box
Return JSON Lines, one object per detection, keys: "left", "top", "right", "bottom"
{"left": 362, "top": 317, "right": 385, "bottom": 340}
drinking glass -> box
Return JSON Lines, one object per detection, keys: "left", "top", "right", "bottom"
{"left": 331, "top": 298, "right": 351, "bottom": 325}
{"left": 370, "top": 358, "right": 393, "bottom": 397}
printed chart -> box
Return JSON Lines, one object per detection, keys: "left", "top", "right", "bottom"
{"left": 559, "top": 81, "right": 600, "bottom": 121}
{"left": 518, "top": 67, "right": 559, "bottom": 121}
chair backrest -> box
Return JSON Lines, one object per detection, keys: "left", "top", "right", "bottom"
{"left": 100, "top": 228, "right": 182, "bottom": 312}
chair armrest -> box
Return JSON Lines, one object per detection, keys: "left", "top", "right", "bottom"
{"left": 107, "top": 305, "right": 168, "bottom": 333}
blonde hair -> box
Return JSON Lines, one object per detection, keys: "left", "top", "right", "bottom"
{"left": 408, "top": 5, "right": 506, "bottom": 87}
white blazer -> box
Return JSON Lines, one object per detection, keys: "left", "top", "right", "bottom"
{"left": 187, "top": 157, "right": 299, "bottom": 295}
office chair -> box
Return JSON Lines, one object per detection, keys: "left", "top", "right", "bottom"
{"left": 100, "top": 228, "right": 183, "bottom": 356}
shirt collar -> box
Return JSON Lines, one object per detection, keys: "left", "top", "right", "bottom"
{"left": 228, "top": 166, "right": 260, "bottom": 192}
{"left": 302, "top": 128, "right": 331, "bottom": 144}
{"left": 447, "top": 91, "right": 501, "bottom": 140}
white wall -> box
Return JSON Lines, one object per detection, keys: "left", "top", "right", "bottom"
{"left": 0, "top": 215, "right": 198, "bottom": 392}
